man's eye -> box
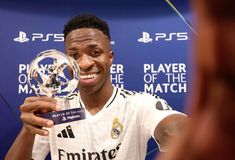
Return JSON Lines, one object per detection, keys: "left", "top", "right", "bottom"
{"left": 91, "top": 50, "right": 101, "bottom": 56}
{"left": 69, "top": 53, "right": 79, "bottom": 60}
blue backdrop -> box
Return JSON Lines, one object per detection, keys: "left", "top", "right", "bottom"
{"left": 0, "top": 0, "right": 194, "bottom": 159}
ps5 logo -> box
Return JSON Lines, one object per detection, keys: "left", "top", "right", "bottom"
{"left": 14, "top": 31, "right": 64, "bottom": 43}
{"left": 138, "top": 31, "right": 189, "bottom": 43}
{"left": 14, "top": 31, "right": 29, "bottom": 43}
{"left": 138, "top": 32, "right": 153, "bottom": 43}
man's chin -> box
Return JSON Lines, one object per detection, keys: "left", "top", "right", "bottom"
{"left": 78, "top": 83, "right": 99, "bottom": 94}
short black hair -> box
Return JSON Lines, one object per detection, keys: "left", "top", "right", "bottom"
{"left": 63, "top": 14, "right": 111, "bottom": 40}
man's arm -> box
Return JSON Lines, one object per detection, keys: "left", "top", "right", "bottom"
{"left": 5, "top": 96, "right": 57, "bottom": 160}
{"left": 5, "top": 128, "right": 35, "bottom": 160}
{"left": 154, "top": 114, "right": 188, "bottom": 151}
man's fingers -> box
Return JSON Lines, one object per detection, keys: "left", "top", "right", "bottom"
{"left": 24, "top": 96, "right": 56, "bottom": 103}
{"left": 23, "top": 123, "right": 50, "bottom": 136}
{"left": 19, "top": 96, "right": 58, "bottom": 136}
{"left": 20, "top": 99, "right": 59, "bottom": 113}
{"left": 21, "top": 112, "right": 54, "bottom": 128}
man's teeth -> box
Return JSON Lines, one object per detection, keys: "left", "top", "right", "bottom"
{"left": 80, "top": 74, "right": 96, "bottom": 79}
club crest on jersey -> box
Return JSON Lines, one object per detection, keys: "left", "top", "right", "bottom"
{"left": 111, "top": 118, "right": 123, "bottom": 139}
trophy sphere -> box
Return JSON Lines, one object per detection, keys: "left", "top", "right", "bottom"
{"left": 28, "top": 49, "right": 79, "bottom": 98}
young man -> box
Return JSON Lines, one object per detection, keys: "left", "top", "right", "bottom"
{"left": 5, "top": 14, "right": 186, "bottom": 160}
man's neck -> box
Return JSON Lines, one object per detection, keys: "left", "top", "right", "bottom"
{"left": 80, "top": 83, "right": 114, "bottom": 115}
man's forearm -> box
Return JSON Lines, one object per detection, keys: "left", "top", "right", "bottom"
{"left": 154, "top": 114, "right": 188, "bottom": 151}
{"left": 5, "top": 127, "right": 35, "bottom": 160}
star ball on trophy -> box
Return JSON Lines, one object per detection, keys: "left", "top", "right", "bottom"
{"left": 28, "top": 49, "right": 85, "bottom": 125}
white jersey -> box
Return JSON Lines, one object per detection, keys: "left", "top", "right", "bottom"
{"left": 32, "top": 87, "right": 182, "bottom": 160}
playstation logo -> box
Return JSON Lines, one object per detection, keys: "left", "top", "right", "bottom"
{"left": 14, "top": 31, "right": 29, "bottom": 43}
{"left": 138, "top": 32, "right": 153, "bottom": 43}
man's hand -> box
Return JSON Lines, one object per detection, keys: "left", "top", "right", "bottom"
{"left": 20, "top": 96, "right": 60, "bottom": 136}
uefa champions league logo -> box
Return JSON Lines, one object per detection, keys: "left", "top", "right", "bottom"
{"left": 27, "top": 49, "right": 86, "bottom": 125}
{"left": 28, "top": 49, "right": 79, "bottom": 98}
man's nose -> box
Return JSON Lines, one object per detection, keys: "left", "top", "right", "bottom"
{"left": 78, "top": 54, "right": 94, "bottom": 70}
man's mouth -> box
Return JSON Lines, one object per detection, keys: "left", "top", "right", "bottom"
{"left": 79, "top": 74, "right": 97, "bottom": 79}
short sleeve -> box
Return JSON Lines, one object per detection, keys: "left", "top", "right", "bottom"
{"left": 136, "top": 93, "right": 184, "bottom": 141}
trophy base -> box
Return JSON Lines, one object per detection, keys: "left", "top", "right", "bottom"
{"left": 40, "top": 108, "right": 86, "bottom": 125}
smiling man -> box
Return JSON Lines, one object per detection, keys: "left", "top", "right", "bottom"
{"left": 5, "top": 14, "right": 186, "bottom": 160}
{"left": 64, "top": 26, "right": 114, "bottom": 115}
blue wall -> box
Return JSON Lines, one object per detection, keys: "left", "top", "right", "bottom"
{"left": 0, "top": 0, "right": 194, "bottom": 159}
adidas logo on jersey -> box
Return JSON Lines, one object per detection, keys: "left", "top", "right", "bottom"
{"left": 57, "top": 125, "right": 75, "bottom": 138}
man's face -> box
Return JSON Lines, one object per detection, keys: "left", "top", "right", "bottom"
{"left": 64, "top": 28, "right": 113, "bottom": 94}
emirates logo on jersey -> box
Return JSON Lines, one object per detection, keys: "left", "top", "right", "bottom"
{"left": 111, "top": 118, "right": 123, "bottom": 139}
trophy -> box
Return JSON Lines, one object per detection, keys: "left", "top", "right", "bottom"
{"left": 28, "top": 49, "right": 85, "bottom": 125}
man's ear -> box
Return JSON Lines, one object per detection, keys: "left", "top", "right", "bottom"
{"left": 109, "top": 50, "right": 114, "bottom": 65}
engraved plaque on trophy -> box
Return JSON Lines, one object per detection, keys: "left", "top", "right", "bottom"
{"left": 28, "top": 49, "right": 85, "bottom": 125}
